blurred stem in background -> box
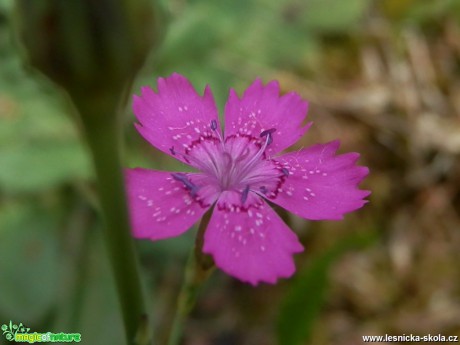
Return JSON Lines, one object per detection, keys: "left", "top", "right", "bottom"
{"left": 168, "top": 209, "right": 215, "bottom": 345}
{"left": 13, "top": 1, "right": 162, "bottom": 344}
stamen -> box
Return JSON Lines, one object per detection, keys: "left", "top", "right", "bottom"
{"left": 169, "top": 143, "right": 219, "bottom": 178}
{"left": 210, "top": 119, "right": 225, "bottom": 147}
{"left": 259, "top": 186, "right": 267, "bottom": 194}
{"left": 281, "top": 168, "right": 289, "bottom": 177}
{"left": 233, "top": 130, "right": 274, "bottom": 182}
{"left": 260, "top": 128, "right": 276, "bottom": 145}
{"left": 171, "top": 173, "right": 198, "bottom": 197}
{"left": 234, "top": 147, "right": 251, "bottom": 163}
{"left": 241, "top": 185, "right": 250, "bottom": 204}
{"left": 222, "top": 152, "right": 233, "bottom": 169}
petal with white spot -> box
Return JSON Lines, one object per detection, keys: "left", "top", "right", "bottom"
{"left": 133, "top": 73, "right": 222, "bottom": 165}
{"left": 270, "top": 141, "right": 370, "bottom": 220}
{"left": 224, "top": 79, "right": 311, "bottom": 155}
{"left": 203, "top": 191, "right": 303, "bottom": 285}
{"left": 126, "top": 168, "right": 219, "bottom": 240}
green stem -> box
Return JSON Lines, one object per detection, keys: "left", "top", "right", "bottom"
{"left": 167, "top": 209, "right": 215, "bottom": 345}
{"left": 76, "top": 98, "right": 151, "bottom": 345}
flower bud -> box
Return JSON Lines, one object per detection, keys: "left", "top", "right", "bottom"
{"left": 14, "top": 0, "right": 163, "bottom": 107}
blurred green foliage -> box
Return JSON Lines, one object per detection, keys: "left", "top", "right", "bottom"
{"left": 0, "top": 25, "right": 90, "bottom": 194}
{"left": 0, "top": 202, "right": 59, "bottom": 322}
{"left": 381, "top": 0, "right": 460, "bottom": 24}
{"left": 144, "top": 0, "right": 372, "bottom": 107}
{"left": 277, "top": 232, "right": 377, "bottom": 345}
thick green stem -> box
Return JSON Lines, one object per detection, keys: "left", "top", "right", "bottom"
{"left": 167, "top": 210, "right": 215, "bottom": 345}
{"left": 77, "top": 99, "right": 151, "bottom": 345}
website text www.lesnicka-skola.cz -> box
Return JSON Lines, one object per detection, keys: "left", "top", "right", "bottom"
{"left": 362, "top": 334, "right": 459, "bottom": 343}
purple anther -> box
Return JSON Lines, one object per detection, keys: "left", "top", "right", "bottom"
{"left": 281, "top": 168, "right": 290, "bottom": 177}
{"left": 260, "top": 128, "right": 276, "bottom": 145}
{"left": 241, "top": 185, "right": 250, "bottom": 204}
{"left": 169, "top": 146, "right": 176, "bottom": 155}
{"left": 171, "top": 173, "right": 198, "bottom": 196}
{"left": 259, "top": 186, "right": 268, "bottom": 194}
{"left": 210, "top": 120, "right": 218, "bottom": 131}
{"left": 171, "top": 172, "right": 187, "bottom": 182}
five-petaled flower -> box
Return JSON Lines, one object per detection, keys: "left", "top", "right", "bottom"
{"left": 126, "top": 73, "right": 370, "bottom": 285}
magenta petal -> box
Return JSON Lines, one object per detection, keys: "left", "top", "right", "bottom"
{"left": 224, "top": 79, "right": 310, "bottom": 156}
{"left": 133, "top": 73, "right": 221, "bottom": 165}
{"left": 125, "top": 168, "right": 218, "bottom": 240}
{"left": 203, "top": 191, "right": 304, "bottom": 285}
{"left": 271, "top": 141, "right": 370, "bottom": 220}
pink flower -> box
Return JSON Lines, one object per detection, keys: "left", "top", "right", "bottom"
{"left": 126, "top": 73, "right": 369, "bottom": 285}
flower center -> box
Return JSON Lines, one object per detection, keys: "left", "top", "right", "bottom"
{"left": 171, "top": 121, "right": 288, "bottom": 204}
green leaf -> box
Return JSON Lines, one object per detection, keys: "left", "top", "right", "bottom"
{"left": 300, "top": 0, "right": 371, "bottom": 33}
{"left": 277, "top": 233, "right": 376, "bottom": 345}
{"left": 0, "top": 141, "right": 90, "bottom": 193}
{"left": 154, "top": 0, "right": 321, "bottom": 83}
{"left": 404, "top": 0, "right": 456, "bottom": 24}
{"left": 0, "top": 203, "right": 60, "bottom": 323}
{"left": 71, "top": 231, "right": 124, "bottom": 345}
{"left": 0, "top": 18, "right": 89, "bottom": 193}
{"left": 380, "top": 0, "right": 459, "bottom": 24}
{"left": 0, "top": 0, "right": 12, "bottom": 12}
